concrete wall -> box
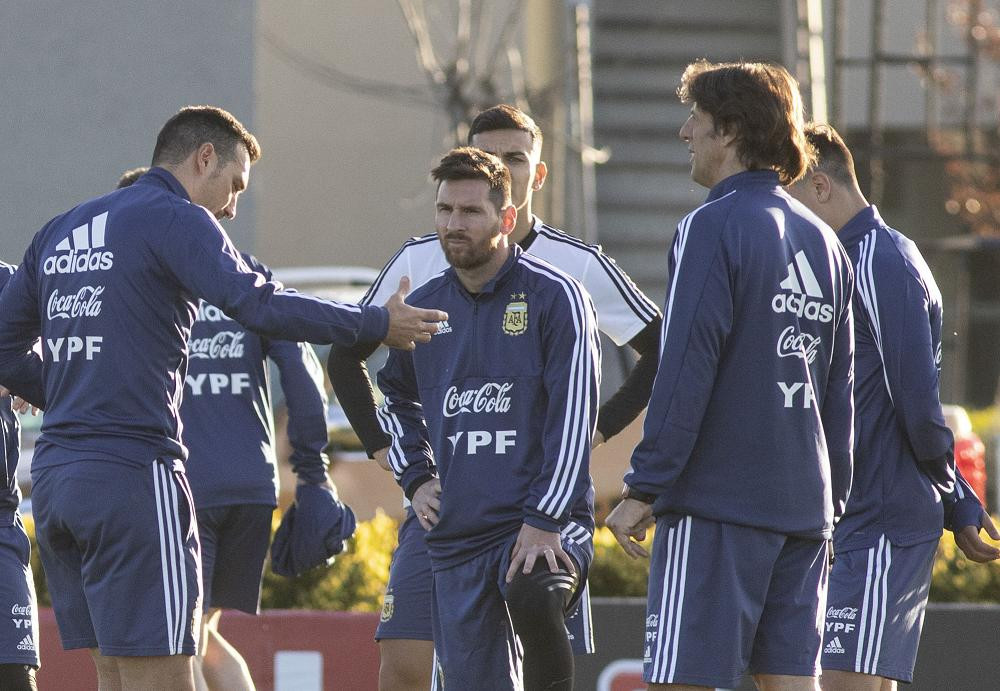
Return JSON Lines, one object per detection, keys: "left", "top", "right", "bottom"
{"left": 0, "top": 1, "right": 257, "bottom": 259}
{"left": 0, "top": 2, "right": 567, "bottom": 272}
{"left": 252, "top": 0, "right": 446, "bottom": 270}
{"left": 252, "top": 0, "right": 566, "bottom": 272}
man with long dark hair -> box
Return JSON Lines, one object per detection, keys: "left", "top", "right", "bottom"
{"left": 607, "top": 61, "right": 856, "bottom": 691}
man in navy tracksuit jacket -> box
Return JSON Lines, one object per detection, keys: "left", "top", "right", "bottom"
{"left": 329, "top": 105, "right": 660, "bottom": 691}
{"left": 0, "top": 263, "right": 40, "bottom": 691}
{"left": 117, "top": 166, "right": 334, "bottom": 690}
{"left": 788, "top": 123, "right": 998, "bottom": 689}
{"left": 607, "top": 61, "right": 855, "bottom": 690}
{"left": 377, "top": 147, "right": 600, "bottom": 691}
{"left": 0, "top": 106, "right": 444, "bottom": 690}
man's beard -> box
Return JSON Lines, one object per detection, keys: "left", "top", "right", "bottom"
{"left": 441, "top": 233, "right": 499, "bottom": 270}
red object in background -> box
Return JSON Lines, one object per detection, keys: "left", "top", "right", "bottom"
{"left": 35, "top": 608, "right": 380, "bottom": 691}
{"left": 955, "top": 431, "right": 988, "bottom": 508}
{"left": 597, "top": 659, "right": 646, "bottom": 691}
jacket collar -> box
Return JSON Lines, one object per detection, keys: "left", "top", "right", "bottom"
{"left": 838, "top": 205, "right": 883, "bottom": 249}
{"left": 707, "top": 169, "right": 780, "bottom": 202}
{"left": 136, "top": 167, "right": 191, "bottom": 202}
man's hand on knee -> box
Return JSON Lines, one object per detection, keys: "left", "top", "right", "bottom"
{"left": 505, "top": 523, "right": 575, "bottom": 583}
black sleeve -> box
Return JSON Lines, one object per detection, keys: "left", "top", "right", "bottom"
{"left": 327, "top": 340, "right": 391, "bottom": 457}
{"left": 595, "top": 316, "right": 661, "bottom": 441}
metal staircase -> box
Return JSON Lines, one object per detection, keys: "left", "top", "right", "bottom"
{"left": 591, "top": 0, "right": 795, "bottom": 302}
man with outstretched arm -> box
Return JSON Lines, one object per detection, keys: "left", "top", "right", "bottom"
{"left": 786, "top": 122, "right": 998, "bottom": 690}
{"left": 118, "top": 166, "right": 338, "bottom": 691}
{"left": 377, "top": 147, "right": 600, "bottom": 690}
{"left": 606, "top": 61, "right": 855, "bottom": 691}
{"left": 0, "top": 106, "right": 445, "bottom": 691}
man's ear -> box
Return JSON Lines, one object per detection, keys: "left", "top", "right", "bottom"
{"left": 813, "top": 172, "right": 833, "bottom": 203}
{"left": 532, "top": 160, "right": 548, "bottom": 191}
{"left": 717, "top": 123, "right": 739, "bottom": 149}
{"left": 500, "top": 204, "right": 517, "bottom": 234}
{"left": 195, "top": 142, "right": 216, "bottom": 175}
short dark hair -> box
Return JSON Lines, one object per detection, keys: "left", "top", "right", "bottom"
{"left": 802, "top": 123, "right": 858, "bottom": 188}
{"left": 467, "top": 105, "right": 543, "bottom": 155}
{"left": 116, "top": 166, "right": 150, "bottom": 189}
{"left": 151, "top": 106, "right": 261, "bottom": 167}
{"left": 677, "top": 60, "right": 813, "bottom": 185}
{"left": 431, "top": 147, "right": 512, "bottom": 211}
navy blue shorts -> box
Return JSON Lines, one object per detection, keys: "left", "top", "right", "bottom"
{"left": 376, "top": 509, "right": 595, "bottom": 654}
{"left": 644, "top": 514, "right": 828, "bottom": 688}
{"left": 821, "top": 535, "right": 937, "bottom": 682}
{"left": 0, "top": 516, "right": 39, "bottom": 667}
{"left": 32, "top": 459, "right": 202, "bottom": 656}
{"left": 430, "top": 528, "right": 593, "bottom": 691}
{"left": 197, "top": 504, "right": 273, "bottom": 614}
{"left": 376, "top": 509, "right": 434, "bottom": 641}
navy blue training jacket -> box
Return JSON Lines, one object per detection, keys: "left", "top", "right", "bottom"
{"left": 181, "top": 253, "right": 330, "bottom": 509}
{"left": 0, "top": 168, "right": 387, "bottom": 470}
{"left": 834, "top": 205, "right": 981, "bottom": 550}
{"left": 377, "top": 247, "right": 601, "bottom": 567}
{"left": 626, "top": 170, "right": 855, "bottom": 540}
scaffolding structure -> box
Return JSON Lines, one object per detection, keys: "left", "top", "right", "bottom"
{"left": 827, "top": 0, "right": 1000, "bottom": 406}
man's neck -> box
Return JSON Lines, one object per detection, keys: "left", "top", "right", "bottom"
{"left": 509, "top": 205, "right": 533, "bottom": 245}
{"left": 455, "top": 246, "right": 512, "bottom": 294}
{"left": 158, "top": 163, "right": 197, "bottom": 201}
{"left": 830, "top": 188, "right": 870, "bottom": 233}
{"left": 706, "top": 159, "right": 750, "bottom": 189}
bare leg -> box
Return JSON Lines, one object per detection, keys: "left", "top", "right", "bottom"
{"left": 114, "top": 655, "right": 194, "bottom": 691}
{"left": 378, "top": 639, "right": 434, "bottom": 691}
{"left": 192, "top": 609, "right": 214, "bottom": 691}
{"left": 755, "top": 673, "right": 820, "bottom": 691}
{"left": 196, "top": 608, "right": 254, "bottom": 691}
{"left": 820, "top": 670, "right": 891, "bottom": 691}
{"left": 90, "top": 650, "right": 122, "bottom": 691}
{"left": 203, "top": 628, "right": 255, "bottom": 690}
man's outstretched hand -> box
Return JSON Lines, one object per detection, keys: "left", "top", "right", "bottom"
{"left": 383, "top": 277, "right": 448, "bottom": 351}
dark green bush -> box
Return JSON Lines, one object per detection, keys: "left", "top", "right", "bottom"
{"left": 21, "top": 511, "right": 1000, "bottom": 609}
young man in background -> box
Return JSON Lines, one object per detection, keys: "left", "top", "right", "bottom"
{"left": 787, "top": 122, "right": 998, "bottom": 690}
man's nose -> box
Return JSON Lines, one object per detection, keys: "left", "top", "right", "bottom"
{"left": 218, "top": 198, "right": 237, "bottom": 220}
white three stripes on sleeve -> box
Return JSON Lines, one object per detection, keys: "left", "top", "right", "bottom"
{"left": 376, "top": 399, "right": 409, "bottom": 478}
{"left": 535, "top": 225, "right": 659, "bottom": 323}
{"left": 855, "top": 230, "right": 894, "bottom": 404}
{"left": 522, "top": 257, "right": 597, "bottom": 521}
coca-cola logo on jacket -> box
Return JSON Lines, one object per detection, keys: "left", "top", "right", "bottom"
{"left": 47, "top": 285, "right": 104, "bottom": 320}
{"left": 442, "top": 382, "right": 513, "bottom": 418}
{"left": 188, "top": 331, "right": 246, "bottom": 360}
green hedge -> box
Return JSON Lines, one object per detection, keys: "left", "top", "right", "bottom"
{"left": 21, "top": 511, "right": 1000, "bottom": 610}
